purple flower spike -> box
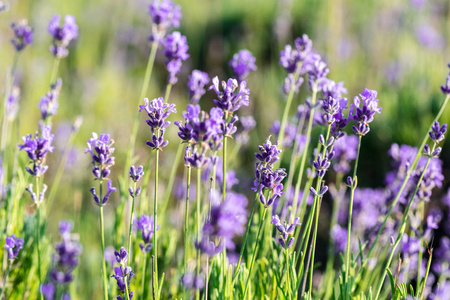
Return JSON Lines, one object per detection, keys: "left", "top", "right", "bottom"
{"left": 112, "top": 265, "right": 134, "bottom": 299}
{"left": 255, "top": 136, "right": 282, "bottom": 165}
{"left": 148, "top": 0, "right": 182, "bottom": 43}
{"left": 4, "top": 234, "right": 24, "bottom": 260}
{"left": 129, "top": 165, "right": 144, "bottom": 182}
{"left": 41, "top": 283, "right": 55, "bottom": 300}
{"left": 136, "top": 214, "right": 159, "bottom": 252}
{"left": 164, "top": 31, "right": 189, "bottom": 85}
{"left": 228, "top": 49, "right": 257, "bottom": 82}
{"left": 84, "top": 133, "right": 115, "bottom": 180}
{"left": 114, "top": 247, "right": 128, "bottom": 264}
{"left": 350, "top": 88, "right": 381, "bottom": 136}
{"left": 48, "top": 15, "right": 78, "bottom": 58}
{"left": 429, "top": 121, "right": 447, "bottom": 144}
{"left": 10, "top": 19, "right": 33, "bottom": 51}
{"left": 140, "top": 97, "right": 176, "bottom": 150}
{"left": 19, "top": 124, "right": 55, "bottom": 177}
{"left": 272, "top": 215, "right": 301, "bottom": 249}
{"left": 187, "top": 70, "right": 210, "bottom": 104}
{"left": 209, "top": 76, "right": 250, "bottom": 113}
{"left": 38, "top": 78, "right": 63, "bottom": 121}
{"left": 441, "top": 63, "right": 450, "bottom": 95}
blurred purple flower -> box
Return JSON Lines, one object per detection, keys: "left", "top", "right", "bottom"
{"left": 187, "top": 70, "right": 209, "bottom": 104}
{"left": 148, "top": 0, "right": 182, "bottom": 43}
{"left": 228, "top": 49, "right": 257, "bottom": 82}
{"left": 48, "top": 15, "right": 78, "bottom": 58}
{"left": 10, "top": 19, "right": 33, "bottom": 51}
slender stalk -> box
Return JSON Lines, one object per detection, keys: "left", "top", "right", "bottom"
{"left": 126, "top": 42, "right": 159, "bottom": 178}
{"left": 124, "top": 273, "right": 131, "bottom": 300}
{"left": 141, "top": 252, "right": 148, "bottom": 299}
{"left": 195, "top": 167, "right": 201, "bottom": 300}
{"left": 232, "top": 186, "right": 259, "bottom": 283}
{"left": 420, "top": 248, "right": 433, "bottom": 300}
{"left": 374, "top": 146, "right": 434, "bottom": 300}
{"left": 49, "top": 58, "right": 60, "bottom": 85}
{"left": 162, "top": 143, "right": 183, "bottom": 213}
{"left": 345, "top": 135, "right": 362, "bottom": 284}
{"left": 222, "top": 135, "right": 228, "bottom": 290}
{"left": 153, "top": 150, "right": 159, "bottom": 300}
{"left": 358, "top": 95, "right": 449, "bottom": 281}
{"left": 184, "top": 167, "right": 192, "bottom": 273}
{"left": 127, "top": 182, "right": 137, "bottom": 258}
{"left": 286, "top": 249, "right": 292, "bottom": 300}
{"left": 164, "top": 84, "right": 172, "bottom": 102}
{"left": 35, "top": 177, "right": 43, "bottom": 300}
{"left": 291, "top": 83, "right": 319, "bottom": 219}
{"left": 0, "top": 260, "right": 11, "bottom": 299}
{"left": 308, "top": 193, "right": 322, "bottom": 297}
{"left": 151, "top": 255, "right": 156, "bottom": 300}
{"left": 243, "top": 207, "right": 267, "bottom": 299}
{"left": 100, "top": 204, "right": 109, "bottom": 300}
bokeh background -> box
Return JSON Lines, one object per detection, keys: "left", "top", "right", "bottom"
{"left": 1, "top": 0, "right": 449, "bottom": 297}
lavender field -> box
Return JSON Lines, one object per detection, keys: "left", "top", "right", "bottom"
{"left": 0, "top": 0, "right": 450, "bottom": 299}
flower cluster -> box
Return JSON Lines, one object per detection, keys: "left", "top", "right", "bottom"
{"left": 209, "top": 76, "right": 250, "bottom": 113}
{"left": 42, "top": 221, "right": 82, "bottom": 298}
{"left": 349, "top": 88, "right": 382, "bottom": 136}
{"left": 312, "top": 149, "right": 333, "bottom": 178}
{"left": 228, "top": 49, "right": 257, "bottom": 82}
{"left": 272, "top": 215, "right": 301, "bottom": 249}
{"left": 10, "top": 19, "right": 33, "bottom": 51}
{"left": 112, "top": 247, "right": 134, "bottom": 300}
{"left": 4, "top": 234, "right": 24, "bottom": 260}
{"left": 128, "top": 165, "right": 144, "bottom": 197}
{"left": 38, "top": 78, "right": 62, "bottom": 121}
{"left": 182, "top": 272, "right": 205, "bottom": 291}
{"left": 139, "top": 97, "right": 176, "bottom": 150}
{"left": 47, "top": 15, "right": 79, "bottom": 58}
{"left": 441, "top": 63, "right": 450, "bottom": 95}
{"left": 19, "top": 123, "right": 55, "bottom": 176}
{"left": 187, "top": 70, "right": 210, "bottom": 104}
{"left": 148, "top": 0, "right": 182, "bottom": 43}
{"left": 136, "top": 214, "right": 159, "bottom": 253}
{"left": 253, "top": 137, "right": 286, "bottom": 207}
{"left": 164, "top": 31, "right": 189, "bottom": 85}
{"left": 424, "top": 121, "right": 447, "bottom": 157}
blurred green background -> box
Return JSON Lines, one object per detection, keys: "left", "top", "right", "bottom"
{"left": 1, "top": 0, "right": 449, "bottom": 297}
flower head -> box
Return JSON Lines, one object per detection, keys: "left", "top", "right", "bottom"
{"left": 187, "top": 70, "right": 210, "bottom": 104}
{"left": 129, "top": 165, "right": 144, "bottom": 182}
{"left": 48, "top": 15, "right": 78, "bottom": 58}
{"left": 38, "top": 78, "right": 63, "bottom": 121}
{"left": 228, "top": 49, "right": 257, "bottom": 82}
{"left": 148, "top": 0, "right": 182, "bottom": 42}
{"left": 350, "top": 89, "right": 381, "bottom": 136}
{"left": 136, "top": 214, "right": 159, "bottom": 253}
{"left": 11, "top": 19, "right": 33, "bottom": 51}
{"left": 209, "top": 76, "right": 250, "bottom": 113}
{"left": 255, "top": 136, "right": 282, "bottom": 165}
{"left": 429, "top": 121, "right": 447, "bottom": 144}
{"left": 164, "top": 31, "right": 189, "bottom": 85}
{"left": 19, "top": 124, "right": 55, "bottom": 176}
{"left": 4, "top": 234, "right": 24, "bottom": 260}
{"left": 272, "top": 215, "right": 301, "bottom": 249}
{"left": 84, "top": 133, "right": 115, "bottom": 179}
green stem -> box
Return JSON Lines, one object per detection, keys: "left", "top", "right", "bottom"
{"left": 184, "top": 167, "right": 191, "bottom": 273}
{"left": 127, "top": 182, "right": 137, "bottom": 258}
{"left": 141, "top": 252, "right": 148, "bottom": 299}
{"left": 164, "top": 84, "right": 172, "bottom": 102}
{"left": 232, "top": 186, "right": 259, "bottom": 283}
{"left": 308, "top": 193, "right": 322, "bottom": 297}
{"left": 222, "top": 135, "right": 228, "bottom": 291}
{"left": 416, "top": 200, "right": 425, "bottom": 292}
{"left": 195, "top": 167, "right": 201, "bottom": 300}
{"left": 243, "top": 207, "right": 267, "bottom": 299}
{"left": 124, "top": 42, "right": 159, "bottom": 189}
{"left": 100, "top": 204, "right": 109, "bottom": 300}
{"left": 153, "top": 150, "right": 159, "bottom": 300}
{"left": 420, "top": 249, "right": 433, "bottom": 300}
{"left": 162, "top": 143, "right": 183, "bottom": 214}
{"left": 124, "top": 272, "right": 131, "bottom": 300}
{"left": 35, "top": 177, "right": 43, "bottom": 300}
{"left": 291, "top": 83, "right": 319, "bottom": 219}
{"left": 356, "top": 95, "right": 449, "bottom": 285}
{"left": 286, "top": 249, "right": 292, "bottom": 300}
{"left": 345, "top": 135, "right": 362, "bottom": 285}
{"left": 0, "top": 260, "right": 11, "bottom": 299}
{"left": 374, "top": 146, "right": 435, "bottom": 300}
{"left": 49, "top": 58, "right": 60, "bottom": 85}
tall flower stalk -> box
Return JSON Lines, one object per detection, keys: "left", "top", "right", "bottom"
{"left": 85, "top": 133, "right": 117, "bottom": 300}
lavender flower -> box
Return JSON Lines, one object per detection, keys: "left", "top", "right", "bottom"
{"left": 272, "top": 215, "right": 301, "bottom": 249}
{"left": 38, "top": 78, "right": 62, "bottom": 121}
{"left": 253, "top": 167, "right": 286, "bottom": 207}
{"left": 209, "top": 76, "right": 250, "bottom": 113}
{"left": 41, "top": 283, "right": 55, "bottom": 300}
{"left": 270, "top": 121, "right": 297, "bottom": 148}
{"left": 25, "top": 183, "right": 47, "bottom": 205}
{"left": 47, "top": 221, "right": 82, "bottom": 287}
{"left": 148, "top": 0, "right": 182, "bottom": 43}
{"left": 84, "top": 133, "right": 115, "bottom": 179}
{"left": 164, "top": 31, "right": 189, "bottom": 85}
{"left": 188, "top": 70, "right": 210, "bottom": 104}
{"left": 0, "top": 2, "right": 8, "bottom": 12}
{"left": 236, "top": 116, "right": 256, "bottom": 145}
{"left": 48, "top": 15, "right": 79, "bottom": 58}
{"left": 139, "top": 97, "right": 176, "bottom": 150}
{"left": 4, "top": 234, "right": 24, "bottom": 260}
{"left": 312, "top": 150, "right": 332, "bottom": 178}
{"left": 136, "top": 214, "right": 159, "bottom": 253}
{"left": 441, "top": 63, "right": 450, "bottom": 95}
{"left": 10, "top": 19, "right": 33, "bottom": 51}
{"left": 19, "top": 124, "right": 55, "bottom": 176}
{"left": 308, "top": 54, "right": 329, "bottom": 90}
{"left": 322, "top": 79, "right": 347, "bottom": 100}
{"left": 5, "top": 86, "right": 20, "bottom": 121}
{"left": 349, "top": 89, "right": 381, "bottom": 136}
{"left": 255, "top": 136, "right": 282, "bottom": 165}
{"left": 90, "top": 180, "right": 116, "bottom": 206}
{"left": 184, "top": 145, "right": 209, "bottom": 168}
{"left": 182, "top": 272, "right": 205, "bottom": 290}
{"left": 112, "top": 265, "right": 134, "bottom": 300}
{"left": 429, "top": 121, "right": 447, "bottom": 144}
{"left": 228, "top": 49, "right": 257, "bottom": 82}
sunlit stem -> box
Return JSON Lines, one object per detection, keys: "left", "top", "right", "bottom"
{"left": 153, "top": 149, "right": 160, "bottom": 300}
{"left": 184, "top": 166, "right": 191, "bottom": 273}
